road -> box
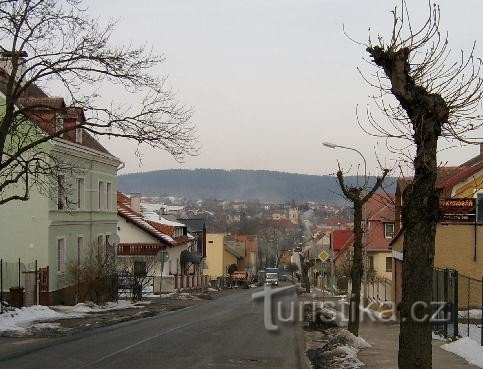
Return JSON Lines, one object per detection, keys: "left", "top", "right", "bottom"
{"left": 0, "top": 284, "right": 305, "bottom": 369}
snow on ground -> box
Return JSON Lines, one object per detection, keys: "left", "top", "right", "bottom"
{"left": 0, "top": 306, "right": 63, "bottom": 333}
{"left": 458, "top": 323, "right": 482, "bottom": 344}
{"left": 441, "top": 337, "right": 483, "bottom": 368}
{"left": 0, "top": 300, "right": 140, "bottom": 334}
{"left": 459, "top": 309, "right": 482, "bottom": 320}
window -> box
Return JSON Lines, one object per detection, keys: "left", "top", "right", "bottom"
{"left": 76, "top": 178, "right": 84, "bottom": 210}
{"left": 97, "top": 234, "right": 104, "bottom": 246}
{"left": 106, "top": 182, "right": 112, "bottom": 210}
{"left": 384, "top": 223, "right": 395, "bottom": 238}
{"left": 57, "top": 175, "right": 65, "bottom": 210}
{"left": 55, "top": 113, "right": 64, "bottom": 137}
{"left": 386, "top": 256, "right": 392, "bottom": 272}
{"left": 105, "top": 233, "right": 110, "bottom": 246}
{"left": 57, "top": 238, "right": 66, "bottom": 273}
{"left": 75, "top": 128, "right": 83, "bottom": 144}
{"left": 477, "top": 194, "right": 483, "bottom": 222}
{"left": 77, "top": 236, "right": 84, "bottom": 265}
{"left": 98, "top": 181, "right": 104, "bottom": 209}
{"left": 368, "top": 256, "right": 374, "bottom": 271}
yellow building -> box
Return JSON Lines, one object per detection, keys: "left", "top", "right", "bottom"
{"left": 204, "top": 233, "right": 241, "bottom": 278}
{"left": 391, "top": 148, "right": 483, "bottom": 307}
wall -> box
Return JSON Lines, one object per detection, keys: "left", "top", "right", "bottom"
{"left": 368, "top": 251, "right": 392, "bottom": 281}
{"left": 204, "top": 234, "right": 225, "bottom": 278}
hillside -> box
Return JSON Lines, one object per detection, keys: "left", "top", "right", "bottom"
{"left": 118, "top": 169, "right": 396, "bottom": 204}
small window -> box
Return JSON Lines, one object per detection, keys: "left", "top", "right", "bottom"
{"left": 105, "top": 234, "right": 110, "bottom": 246}
{"left": 77, "top": 236, "right": 84, "bottom": 265}
{"left": 55, "top": 113, "right": 64, "bottom": 137}
{"left": 106, "top": 182, "right": 112, "bottom": 210}
{"left": 57, "top": 238, "right": 66, "bottom": 273}
{"left": 57, "top": 175, "right": 66, "bottom": 210}
{"left": 386, "top": 256, "right": 392, "bottom": 272}
{"left": 98, "top": 181, "right": 104, "bottom": 209}
{"left": 75, "top": 128, "right": 83, "bottom": 144}
{"left": 368, "top": 256, "right": 374, "bottom": 271}
{"left": 384, "top": 223, "right": 395, "bottom": 238}
{"left": 76, "top": 178, "right": 84, "bottom": 210}
{"left": 97, "top": 234, "right": 104, "bottom": 246}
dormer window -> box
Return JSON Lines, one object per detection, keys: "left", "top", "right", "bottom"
{"left": 384, "top": 222, "right": 395, "bottom": 238}
{"left": 55, "top": 113, "right": 64, "bottom": 137}
{"left": 75, "top": 127, "right": 83, "bottom": 144}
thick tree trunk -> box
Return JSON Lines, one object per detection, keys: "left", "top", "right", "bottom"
{"left": 348, "top": 202, "right": 363, "bottom": 336}
{"left": 398, "top": 115, "right": 441, "bottom": 369}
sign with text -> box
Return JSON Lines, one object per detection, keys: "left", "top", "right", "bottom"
{"left": 439, "top": 198, "right": 476, "bottom": 222}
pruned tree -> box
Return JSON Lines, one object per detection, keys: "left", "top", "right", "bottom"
{"left": 356, "top": 2, "right": 483, "bottom": 367}
{"left": 0, "top": 0, "right": 197, "bottom": 205}
{"left": 336, "top": 166, "right": 389, "bottom": 336}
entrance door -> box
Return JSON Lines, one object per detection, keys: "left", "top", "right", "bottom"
{"left": 38, "top": 267, "right": 49, "bottom": 305}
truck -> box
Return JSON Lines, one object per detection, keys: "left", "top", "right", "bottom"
{"left": 231, "top": 271, "right": 249, "bottom": 288}
{"left": 265, "top": 267, "right": 279, "bottom": 286}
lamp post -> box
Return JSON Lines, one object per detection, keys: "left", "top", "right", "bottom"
{"left": 322, "top": 141, "right": 369, "bottom": 305}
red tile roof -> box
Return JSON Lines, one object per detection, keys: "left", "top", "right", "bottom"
{"left": 17, "top": 97, "right": 112, "bottom": 155}
{"left": 117, "top": 192, "right": 193, "bottom": 247}
{"left": 331, "top": 230, "right": 354, "bottom": 252}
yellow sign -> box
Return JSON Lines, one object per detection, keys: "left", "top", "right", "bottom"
{"left": 318, "top": 250, "right": 330, "bottom": 262}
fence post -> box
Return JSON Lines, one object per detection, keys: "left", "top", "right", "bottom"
{"left": 453, "top": 270, "right": 459, "bottom": 338}
{"left": 18, "top": 258, "right": 21, "bottom": 288}
{"left": 444, "top": 269, "right": 449, "bottom": 338}
{"left": 481, "top": 276, "right": 482, "bottom": 346}
{"left": 467, "top": 277, "right": 470, "bottom": 337}
{"left": 35, "top": 260, "right": 38, "bottom": 305}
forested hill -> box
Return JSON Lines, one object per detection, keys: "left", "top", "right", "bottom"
{"left": 118, "top": 169, "right": 396, "bottom": 203}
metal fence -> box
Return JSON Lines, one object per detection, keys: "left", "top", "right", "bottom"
{"left": 1, "top": 258, "right": 38, "bottom": 313}
{"left": 432, "top": 268, "right": 482, "bottom": 345}
{"left": 367, "top": 277, "right": 392, "bottom": 302}
{"left": 457, "top": 273, "right": 482, "bottom": 346}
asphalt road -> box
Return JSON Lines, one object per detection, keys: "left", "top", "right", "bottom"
{"left": 0, "top": 284, "right": 305, "bottom": 369}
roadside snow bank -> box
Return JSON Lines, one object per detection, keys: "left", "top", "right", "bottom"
{"left": 0, "top": 306, "right": 63, "bottom": 333}
{"left": 441, "top": 337, "right": 483, "bottom": 368}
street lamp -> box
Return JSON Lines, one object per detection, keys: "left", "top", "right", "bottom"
{"left": 322, "top": 142, "right": 367, "bottom": 185}
{"left": 322, "top": 141, "right": 369, "bottom": 305}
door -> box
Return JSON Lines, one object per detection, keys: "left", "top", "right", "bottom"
{"left": 38, "top": 267, "right": 49, "bottom": 305}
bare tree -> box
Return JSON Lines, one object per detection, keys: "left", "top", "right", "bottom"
{"left": 336, "top": 166, "right": 389, "bottom": 336}
{"left": 356, "top": 2, "right": 483, "bottom": 367}
{"left": 66, "top": 240, "right": 117, "bottom": 304}
{"left": 0, "top": 0, "right": 197, "bottom": 205}
{"left": 117, "top": 256, "right": 158, "bottom": 302}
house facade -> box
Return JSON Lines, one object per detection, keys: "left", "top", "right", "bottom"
{"left": 116, "top": 192, "right": 201, "bottom": 292}
{"left": 391, "top": 147, "right": 483, "bottom": 307}
{"left": 0, "top": 95, "right": 120, "bottom": 305}
{"left": 204, "top": 233, "right": 242, "bottom": 278}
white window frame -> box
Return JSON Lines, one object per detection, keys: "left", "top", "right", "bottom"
{"left": 97, "top": 234, "right": 104, "bottom": 246}
{"left": 76, "top": 177, "right": 85, "bottom": 210}
{"left": 98, "top": 181, "right": 104, "bottom": 210}
{"left": 57, "top": 237, "right": 66, "bottom": 273}
{"left": 384, "top": 223, "right": 395, "bottom": 239}
{"left": 57, "top": 175, "right": 66, "bottom": 210}
{"left": 77, "top": 235, "right": 84, "bottom": 265}
{"left": 75, "top": 127, "right": 83, "bottom": 144}
{"left": 106, "top": 182, "right": 112, "bottom": 211}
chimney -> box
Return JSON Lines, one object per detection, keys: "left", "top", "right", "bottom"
{"left": 130, "top": 193, "right": 141, "bottom": 213}
{"left": 0, "top": 50, "right": 28, "bottom": 84}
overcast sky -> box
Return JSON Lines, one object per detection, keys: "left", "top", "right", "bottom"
{"left": 83, "top": 0, "right": 483, "bottom": 176}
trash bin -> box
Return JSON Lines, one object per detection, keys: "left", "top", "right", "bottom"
{"left": 9, "top": 287, "right": 24, "bottom": 308}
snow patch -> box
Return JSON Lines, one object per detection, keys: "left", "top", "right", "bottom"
{"left": 441, "top": 337, "right": 483, "bottom": 368}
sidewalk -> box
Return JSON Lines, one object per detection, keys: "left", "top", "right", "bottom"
{"left": 358, "top": 321, "right": 480, "bottom": 369}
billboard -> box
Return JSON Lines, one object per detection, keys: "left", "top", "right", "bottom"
{"left": 439, "top": 198, "right": 476, "bottom": 222}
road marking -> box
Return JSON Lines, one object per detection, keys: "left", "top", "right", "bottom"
{"left": 75, "top": 321, "right": 195, "bottom": 369}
